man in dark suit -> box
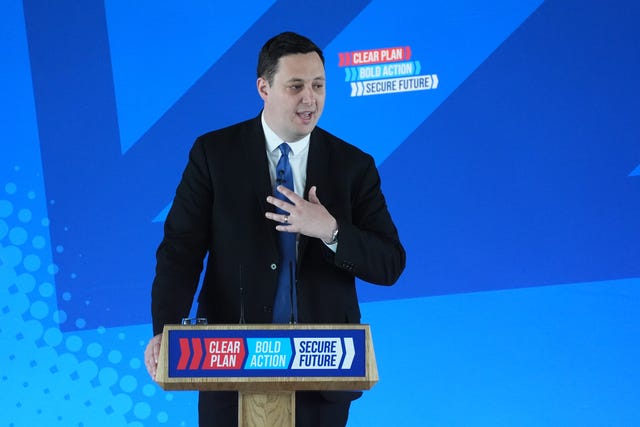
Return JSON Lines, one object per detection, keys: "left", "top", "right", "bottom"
{"left": 145, "top": 31, "right": 405, "bottom": 426}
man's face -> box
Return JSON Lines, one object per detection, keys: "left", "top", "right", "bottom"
{"left": 257, "top": 52, "right": 326, "bottom": 142}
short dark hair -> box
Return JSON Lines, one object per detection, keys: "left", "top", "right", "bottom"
{"left": 257, "top": 32, "right": 325, "bottom": 85}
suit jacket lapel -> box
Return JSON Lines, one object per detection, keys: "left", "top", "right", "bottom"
{"left": 242, "top": 115, "right": 279, "bottom": 250}
{"left": 299, "top": 128, "right": 332, "bottom": 260}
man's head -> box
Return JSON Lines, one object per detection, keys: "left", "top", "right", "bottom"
{"left": 257, "top": 32, "right": 326, "bottom": 142}
{"left": 257, "top": 32, "right": 325, "bottom": 85}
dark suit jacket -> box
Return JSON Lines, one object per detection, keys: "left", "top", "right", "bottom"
{"left": 151, "top": 114, "right": 405, "bottom": 335}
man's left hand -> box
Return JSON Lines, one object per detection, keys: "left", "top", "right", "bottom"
{"left": 266, "top": 185, "right": 337, "bottom": 243}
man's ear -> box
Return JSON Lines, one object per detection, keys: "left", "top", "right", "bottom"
{"left": 256, "top": 77, "right": 269, "bottom": 101}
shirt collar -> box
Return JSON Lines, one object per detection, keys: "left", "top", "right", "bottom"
{"left": 261, "top": 113, "right": 310, "bottom": 156}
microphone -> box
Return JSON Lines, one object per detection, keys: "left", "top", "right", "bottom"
{"left": 289, "top": 261, "right": 297, "bottom": 324}
{"left": 238, "top": 265, "right": 246, "bottom": 324}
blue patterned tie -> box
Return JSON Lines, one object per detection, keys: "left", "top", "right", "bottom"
{"left": 273, "top": 143, "right": 298, "bottom": 323}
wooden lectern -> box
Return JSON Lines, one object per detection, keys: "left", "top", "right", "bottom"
{"left": 155, "top": 324, "right": 378, "bottom": 427}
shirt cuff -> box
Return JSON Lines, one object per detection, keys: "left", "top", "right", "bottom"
{"left": 324, "top": 241, "right": 338, "bottom": 253}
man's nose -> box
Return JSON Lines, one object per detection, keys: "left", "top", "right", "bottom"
{"left": 300, "top": 85, "right": 315, "bottom": 104}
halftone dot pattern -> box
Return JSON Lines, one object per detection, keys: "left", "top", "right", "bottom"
{"left": 0, "top": 219, "right": 9, "bottom": 240}
{"left": 1, "top": 168, "right": 195, "bottom": 426}
{"left": 6, "top": 184, "right": 18, "bottom": 197}
{"left": 109, "top": 350, "right": 123, "bottom": 364}
{"left": 129, "top": 357, "right": 142, "bottom": 370}
{"left": 23, "top": 253, "right": 41, "bottom": 272}
{"left": 47, "top": 263, "right": 59, "bottom": 275}
{"left": 10, "top": 226, "right": 28, "bottom": 245}
{"left": 43, "top": 327, "right": 63, "bottom": 347}
{"left": 142, "top": 383, "right": 157, "bottom": 397}
{"left": 29, "top": 300, "right": 49, "bottom": 319}
{"left": 18, "top": 208, "right": 32, "bottom": 222}
{"left": 39, "top": 281, "right": 54, "bottom": 297}
{"left": 16, "top": 273, "right": 36, "bottom": 293}
{"left": 52, "top": 309, "right": 68, "bottom": 324}
{"left": 32, "top": 235, "right": 46, "bottom": 249}
{"left": 65, "top": 335, "right": 83, "bottom": 352}
{"left": 120, "top": 375, "right": 138, "bottom": 393}
{"left": 0, "top": 198, "right": 15, "bottom": 214}
{"left": 87, "top": 342, "right": 103, "bottom": 358}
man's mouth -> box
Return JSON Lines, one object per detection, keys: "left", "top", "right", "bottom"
{"left": 297, "top": 111, "right": 313, "bottom": 120}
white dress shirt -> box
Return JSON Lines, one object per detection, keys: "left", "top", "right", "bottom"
{"left": 261, "top": 114, "right": 337, "bottom": 252}
{"left": 262, "top": 114, "right": 310, "bottom": 197}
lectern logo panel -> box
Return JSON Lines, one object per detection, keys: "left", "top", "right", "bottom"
{"left": 168, "top": 329, "right": 366, "bottom": 378}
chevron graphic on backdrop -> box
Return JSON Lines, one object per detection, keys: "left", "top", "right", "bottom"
{"left": 321, "top": 0, "right": 544, "bottom": 166}
{"left": 24, "top": 0, "right": 374, "bottom": 330}
{"left": 25, "top": 0, "right": 550, "bottom": 330}
{"left": 105, "top": 1, "right": 276, "bottom": 154}
{"left": 360, "top": 0, "right": 640, "bottom": 303}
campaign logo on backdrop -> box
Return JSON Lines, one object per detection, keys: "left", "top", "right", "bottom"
{"left": 338, "top": 46, "right": 439, "bottom": 97}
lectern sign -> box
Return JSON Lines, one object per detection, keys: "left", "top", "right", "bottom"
{"left": 168, "top": 328, "right": 366, "bottom": 378}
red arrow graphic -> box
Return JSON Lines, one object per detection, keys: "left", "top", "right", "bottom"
{"left": 190, "top": 338, "right": 204, "bottom": 370}
{"left": 177, "top": 338, "right": 191, "bottom": 370}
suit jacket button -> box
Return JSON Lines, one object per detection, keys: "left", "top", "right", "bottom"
{"left": 263, "top": 306, "right": 273, "bottom": 313}
{"left": 270, "top": 263, "right": 277, "bottom": 270}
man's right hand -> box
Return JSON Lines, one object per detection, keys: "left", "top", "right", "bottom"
{"left": 144, "top": 334, "right": 162, "bottom": 380}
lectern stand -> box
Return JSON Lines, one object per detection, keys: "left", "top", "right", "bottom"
{"left": 155, "top": 324, "right": 378, "bottom": 427}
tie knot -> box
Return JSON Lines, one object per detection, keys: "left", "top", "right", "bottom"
{"left": 278, "top": 143, "right": 291, "bottom": 157}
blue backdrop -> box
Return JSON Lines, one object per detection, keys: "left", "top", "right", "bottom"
{"left": 2, "top": 0, "right": 639, "bottom": 425}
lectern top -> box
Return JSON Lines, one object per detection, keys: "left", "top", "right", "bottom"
{"left": 155, "top": 324, "right": 379, "bottom": 392}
